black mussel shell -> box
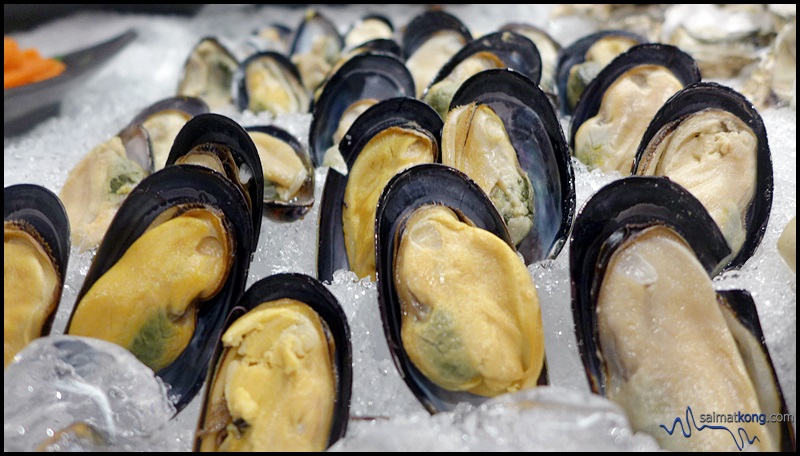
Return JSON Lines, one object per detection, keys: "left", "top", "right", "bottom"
{"left": 245, "top": 125, "right": 315, "bottom": 222}
{"left": 448, "top": 69, "right": 575, "bottom": 263}
{"left": 309, "top": 53, "right": 416, "bottom": 167}
{"left": 317, "top": 97, "right": 443, "bottom": 282}
{"left": 402, "top": 10, "right": 472, "bottom": 60}
{"left": 165, "top": 113, "right": 264, "bottom": 246}
{"left": 348, "top": 38, "right": 403, "bottom": 60}
{"left": 633, "top": 82, "right": 773, "bottom": 272}
{"left": 4, "top": 184, "right": 71, "bottom": 338}
{"left": 65, "top": 165, "right": 255, "bottom": 413}
{"left": 232, "top": 51, "right": 308, "bottom": 114}
{"left": 195, "top": 272, "right": 352, "bottom": 451}
{"left": 423, "top": 30, "right": 543, "bottom": 99}
{"left": 570, "top": 176, "right": 732, "bottom": 396}
{"left": 375, "top": 163, "right": 548, "bottom": 414}
{"left": 569, "top": 43, "right": 701, "bottom": 151}
{"left": 556, "top": 30, "right": 647, "bottom": 115}
{"left": 289, "top": 9, "right": 344, "bottom": 59}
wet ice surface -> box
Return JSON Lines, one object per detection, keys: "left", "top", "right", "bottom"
{"left": 4, "top": 4, "right": 796, "bottom": 452}
{"left": 3, "top": 336, "right": 176, "bottom": 452}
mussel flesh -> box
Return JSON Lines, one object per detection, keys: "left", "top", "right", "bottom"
{"left": 233, "top": 51, "right": 309, "bottom": 116}
{"left": 778, "top": 216, "right": 796, "bottom": 273}
{"left": 4, "top": 184, "right": 70, "bottom": 368}
{"left": 376, "top": 164, "right": 546, "bottom": 413}
{"left": 177, "top": 37, "right": 239, "bottom": 110}
{"left": 571, "top": 44, "right": 700, "bottom": 175}
{"left": 195, "top": 273, "right": 351, "bottom": 452}
{"left": 344, "top": 14, "right": 394, "bottom": 50}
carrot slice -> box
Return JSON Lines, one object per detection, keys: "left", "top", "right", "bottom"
{"left": 4, "top": 37, "right": 66, "bottom": 89}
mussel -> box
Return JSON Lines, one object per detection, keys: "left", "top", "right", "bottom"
{"left": 59, "top": 123, "right": 153, "bottom": 251}
{"left": 308, "top": 53, "right": 415, "bottom": 168}
{"left": 571, "top": 43, "right": 700, "bottom": 175}
{"left": 165, "top": 113, "right": 264, "bottom": 246}
{"left": 570, "top": 176, "right": 794, "bottom": 452}
{"left": 499, "top": 23, "right": 562, "bottom": 100}
{"left": 402, "top": 10, "right": 473, "bottom": 98}
{"left": 778, "top": 216, "right": 796, "bottom": 273}
{"left": 233, "top": 51, "right": 309, "bottom": 116}
{"left": 245, "top": 125, "right": 315, "bottom": 222}
{"left": 317, "top": 97, "right": 442, "bottom": 282}
{"left": 422, "top": 30, "right": 542, "bottom": 119}
{"left": 65, "top": 165, "right": 255, "bottom": 413}
{"left": 4, "top": 184, "right": 70, "bottom": 368}
{"left": 442, "top": 69, "right": 575, "bottom": 264}
{"left": 375, "top": 164, "right": 547, "bottom": 414}
{"left": 241, "top": 23, "right": 292, "bottom": 56}
{"left": 177, "top": 37, "right": 239, "bottom": 110}
{"left": 289, "top": 9, "right": 344, "bottom": 92}
{"left": 343, "top": 14, "right": 394, "bottom": 51}
{"left": 129, "top": 96, "right": 210, "bottom": 171}
{"left": 194, "top": 273, "right": 351, "bottom": 452}
{"left": 555, "top": 30, "right": 646, "bottom": 115}
{"left": 632, "top": 82, "right": 773, "bottom": 270}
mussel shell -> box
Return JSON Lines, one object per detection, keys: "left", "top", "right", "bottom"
{"left": 4, "top": 184, "right": 71, "bottom": 337}
{"left": 245, "top": 125, "right": 315, "bottom": 222}
{"left": 632, "top": 82, "right": 773, "bottom": 271}
{"left": 569, "top": 43, "right": 701, "bottom": 151}
{"left": 423, "top": 30, "right": 543, "bottom": 99}
{"left": 570, "top": 176, "right": 732, "bottom": 396}
{"left": 555, "top": 30, "right": 647, "bottom": 115}
{"left": 317, "top": 97, "right": 443, "bottom": 282}
{"left": 348, "top": 38, "right": 403, "bottom": 60}
{"left": 289, "top": 9, "right": 344, "bottom": 59}
{"left": 375, "top": 163, "right": 548, "bottom": 414}
{"left": 448, "top": 68, "right": 575, "bottom": 263}
{"left": 232, "top": 51, "right": 308, "bottom": 114}
{"left": 115, "top": 122, "right": 155, "bottom": 175}
{"left": 65, "top": 165, "right": 255, "bottom": 413}
{"left": 308, "top": 53, "right": 416, "bottom": 167}
{"left": 401, "top": 10, "right": 472, "bottom": 60}
{"left": 343, "top": 14, "right": 395, "bottom": 49}
{"left": 195, "top": 272, "right": 352, "bottom": 450}
{"left": 165, "top": 113, "right": 264, "bottom": 246}
{"left": 176, "top": 37, "right": 239, "bottom": 109}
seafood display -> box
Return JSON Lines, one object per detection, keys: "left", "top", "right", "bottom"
{"left": 633, "top": 82, "right": 773, "bottom": 270}
{"left": 375, "top": 165, "right": 546, "bottom": 413}
{"left": 195, "top": 273, "right": 351, "bottom": 452}
{"left": 3, "top": 5, "right": 796, "bottom": 453}
{"left": 4, "top": 185, "right": 70, "bottom": 368}
{"left": 571, "top": 177, "right": 793, "bottom": 451}
{"left": 66, "top": 166, "right": 256, "bottom": 412}
{"left": 571, "top": 44, "right": 700, "bottom": 175}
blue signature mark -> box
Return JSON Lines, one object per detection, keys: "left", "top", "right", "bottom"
{"left": 660, "top": 406, "right": 760, "bottom": 451}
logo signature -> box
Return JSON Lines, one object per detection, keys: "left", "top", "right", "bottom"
{"left": 660, "top": 406, "right": 760, "bottom": 451}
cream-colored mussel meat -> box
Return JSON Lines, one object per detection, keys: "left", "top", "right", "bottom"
{"left": 59, "top": 136, "right": 148, "bottom": 251}
{"left": 636, "top": 109, "right": 757, "bottom": 253}
{"left": 141, "top": 110, "right": 192, "bottom": 171}
{"left": 423, "top": 51, "right": 505, "bottom": 118}
{"left": 198, "top": 299, "right": 335, "bottom": 452}
{"left": 244, "top": 57, "right": 309, "bottom": 115}
{"left": 406, "top": 31, "right": 469, "bottom": 99}
{"left": 442, "top": 103, "right": 534, "bottom": 246}
{"left": 395, "top": 205, "right": 544, "bottom": 396}
{"left": 574, "top": 64, "right": 684, "bottom": 174}
{"left": 566, "top": 35, "right": 640, "bottom": 111}
{"left": 778, "top": 216, "right": 796, "bottom": 273}
{"left": 4, "top": 223, "right": 60, "bottom": 368}
{"left": 68, "top": 207, "right": 233, "bottom": 372}
{"left": 249, "top": 131, "right": 308, "bottom": 202}
{"left": 596, "top": 226, "right": 776, "bottom": 451}
{"left": 321, "top": 98, "right": 379, "bottom": 174}
{"left": 342, "top": 126, "right": 437, "bottom": 280}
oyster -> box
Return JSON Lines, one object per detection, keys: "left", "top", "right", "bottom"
{"left": 423, "top": 31, "right": 542, "bottom": 119}
{"left": 444, "top": 69, "right": 575, "bottom": 263}
{"left": 375, "top": 164, "right": 546, "bottom": 413}
{"left": 65, "top": 166, "right": 255, "bottom": 412}
{"left": 402, "top": 10, "right": 472, "bottom": 98}
{"left": 177, "top": 37, "right": 239, "bottom": 110}
{"left": 633, "top": 82, "right": 772, "bottom": 270}
{"left": 233, "top": 51, "right": 309, "bottom": 116}
{"left": 195, "top": 273, "right": 351, "bottom": 452}
{"left": 129, "top": 96, "right": 209, "bottom": 171}
{"left": 317, "top": 97, "right": 442, "bottom": 282}
{"left": 289, "top": 9, "right": 343, "bottom": 91}
{"left": 555, "top": 30, "right": 646, "bottom": 115}
{"left": 778, "top": 216, "right": 796, "bottom": 273}
{"left": 246, "top": 125, "right": 315, "bottom": 222}
{"left": 308, "top": 53, "right": 415, "bottom": 167}
{"left": 570, "top": 176, "right": 793, "bottom": 452}
{"left": 571, "top": 44, "right": 700, "bottom": 175}
{"left": 59, "top": 124, "right": 152, "bottom": 251}
{"left": 4, "top": 184, "right": 70, "bottom": 368}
